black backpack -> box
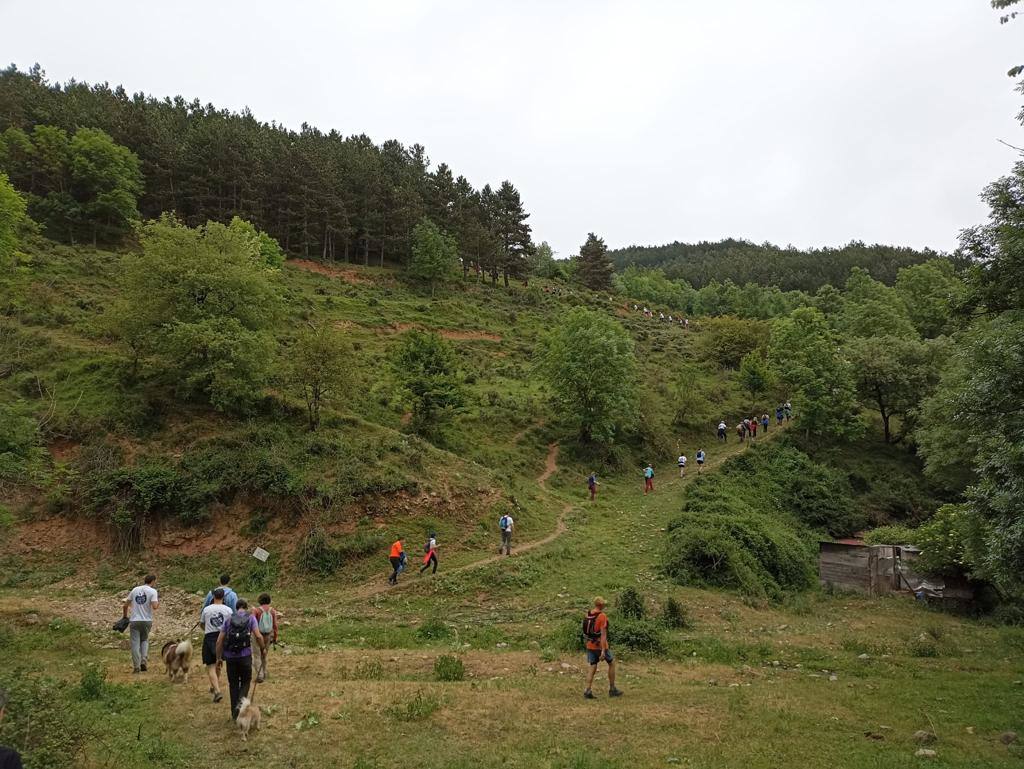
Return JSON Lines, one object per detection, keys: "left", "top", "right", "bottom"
{"left": 581, "top": 612, "right": 603, "bottom": 644}
{"left": 224, "top": 612, "right": 251, "bottom": 654}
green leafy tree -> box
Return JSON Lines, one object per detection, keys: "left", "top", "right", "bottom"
{"left": 538, "top": 307, "right": 637, "bottom": 444}
{"left": 575, "top": 232, "right": 615, "bottom": 291}
{"left": 738, "top": 351, "right": 773, "bottom": 406}
{"left": 846, "top": 334, "right": 934, "bottom": 443}
{"left": 0, "top": 172, "right": 28, "bottom": 269}
{"left": 391, "top": 331, "right": 465, "bottom": 435}
{"left": 768, "top": 307, "right": 860, "bottom": 440}
{"left": 894, "top": 260, "right": 964, "bottom": 338}
{"left": 291, "top": 322, "right": 350, "bottom": 430}
{"left": 115, "top": 214, "right": 281, "bottom": 410}
{"left": 529, "top": 240, "right": 563, "bottom": 279}
{"left": 408, "top": 217, "right": 458, "bottom": 296}
{"left": 68, "top": 127, "right": 143, "bottom": 244}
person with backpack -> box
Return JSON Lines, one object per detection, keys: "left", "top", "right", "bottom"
{"left": 201, "top": 574, "right": 237, "bottom": 614}
{"left": 200, "top": 587, "right": 233, "bottom": 702}
{"left": 253, "top": 593, "right": 280, "bottom": 683}
{"left": 582, "top": 597, "right": 622, "bottom": 700}
{"left": 677, "top": 454, "right": 687, "bottom": 477}
{"left": 761, "top": 413, "right": 770, "bottom": 433}
{"left": 643, "top": 463, "right": 654, "bottom": 495}
{"left": 122, "top": 574, "right": 159, "bottom": 674}
{"left": 498, "top": 514, "right": 514, "bottom": 555}
{"left": 0, "top": 687, "right": 24, "bottom": 769}
{"left": 717, "top": 420, "right": 727, "bottom": 442}
{"left": 749, "top": 417, "right": 758, "bottom": 441}
{"left": 388, "top": 539, "right": 405, "bottom": 585}
{"left": 587, "top": 472, "right": 599, "bottom": 501}
{"left": 784, "top": 401, "right": 793, "bottom": 421}
{"left": 420, "top": 533, "right": 438, "bottom": 575}
{"left": 695, "top": 448, "right": 706, "bottom": 473}
{"left": 736, "top": 423, "right": 745, "bottom": 442}
{"left": 776, "top": 405, "right": 784, "bottom": 425}
{"left": 216, "top": 598, "right": 266, "bottom": 722}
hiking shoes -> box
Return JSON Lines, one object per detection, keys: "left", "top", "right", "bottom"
{"left": 609, "top": 687, "right": 623, "bottom": 697}
{"left": 583, "top": 690, "right": 596, "bottom": 699}
{"left": 140, "top": 663, "right": 147, "bottom": 672}
{"left": 213, "top": 692, "right": 223, "bottom": 703}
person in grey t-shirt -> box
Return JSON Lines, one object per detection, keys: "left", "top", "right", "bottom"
{"left": 122, "top": 574, "right": 159, "bottom": 673}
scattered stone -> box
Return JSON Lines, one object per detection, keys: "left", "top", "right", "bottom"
{"left": 496, "top": 642, "right": 508, "bottom": 648}
{"left": 913, "top": 731, "right": 937, "bottom": 745}
{"left": 707, "top": 679, "right": 718, "bottom": 686}
{"left": 1000, "top": 731, "right": 1018, "bottom": 745}
{"left": 770, "top": 660, "right": 781, "bottom": 667}
{"left": 915, "top": 749, "right": 937, "bottom": 759}
{"left": 965, "top": 727, "right": 975, "bottom": 735}
{"left": 880, "top": 725, "right": 893, "bottom": 731}
{"left": 776, "top": 624, "right": 789, "bottom": 631}
{"left": 864, "top": 731, "right": 885, "bottom": 741}
{"left": 22, "top": 614, "right": 40, "bottom": 626}
{"left": 828, "top": 674, "right": 838, "bottom": 682}
{"left": 1014, "top": 680, "right": 1023, "bottom": 686}
{"left": 858, "top": 653, "right": 871, "bottom": 660}
{"left": 667, "top": 759, "right": 681, "bottom": 765}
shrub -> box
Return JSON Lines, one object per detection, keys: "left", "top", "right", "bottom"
{"left": 386, "top": 689, "right": 441, "bottom": 721}
{"left": 663, "top": 511, "right": 816, "bottom": 600}
{"left": 416, "top": 617, "right": 451, "bottom": 642}
{"left": 296, "top": 526, "right": 343, "bottom": 576}
{"left": 610, "top": 618, "right": 667, "bottom": 654}
{"left": 617, "top": 587, "right": 645, "bottom": 620}
{"left": 660, "top": 596, "right": 691, "bottom": 629}
{"left": 908, "top": 635, "right": 939, "bottom": 658}
{"left": 434, "top": 655, "right": 465, "bottom": 681}
{"left": 352, "top": 659, "right": 385, "bottom": 680}
{"left": 0, "top": 672, "right": 87, "bottom": 768}
{"left": 77, "top": 666, "right": 106, "bottom": 701}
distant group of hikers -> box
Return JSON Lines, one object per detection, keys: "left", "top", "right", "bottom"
{"left": 121, "top": 573, "right": 281, "bottom": 722}
{"left": 385, "top": 512, "right": 515, "bottom": 586}
{"left": 717, "top": 402, "right": 791, "bottom": 444}
{"left": 631, "top": 303, "right": 689, "bottom": 328}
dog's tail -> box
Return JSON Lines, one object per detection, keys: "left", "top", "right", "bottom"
{"left": 175, "top": 639, "right": 193, "bottom": 660}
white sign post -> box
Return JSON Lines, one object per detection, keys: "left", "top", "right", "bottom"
{"left": 252, "top": 546, "right": 270, "bottom": 562}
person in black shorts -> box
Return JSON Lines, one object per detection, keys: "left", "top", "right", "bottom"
{"left": 0, "top": 687, "right": 23, "bottom": 769}
{"left": 200, "top": 588, "right": 233, "bottom": 702}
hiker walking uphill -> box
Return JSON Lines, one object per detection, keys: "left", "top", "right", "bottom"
{"left": 696, "top": 448, "right": 706, "bottom": 473}
{"left": 582, "top": 597, "right": 622, "bottom": 700}
{"left": 677, "top": 454, "right": 687, "bottom": 477}
{"left": 643, "top": 463, "right": 655, "bottom": 495}
{"left": 200, "top": 588, "right": 232, "bottom": 702}
{"left": 202, "top": 574, "right": 237, "bottom": 613}
{"left": 388, "top": 539, "right": 406, "bottom": 585}
{"left": 761, "top": 413, "right": 770, "bottom": 433}
{"left": 587, "top": 472, "right": 599, "bottom": 501}
{"left": 420, "top": 533, "right": 439, "bottom": 575}
{"left": 776, "top": 405, "right": 784, "bottom": 425}
{"left": 498, "top": 513, "right": 514, "bottom": 555}
{"left": 216, "top": 598, "right": 266, "bottom": 722}
{"left": 123, "top": 574, "right": 159, "bottom": 674}
{"left": 784, "top": 401, "right": 793, "bottom": 421}
{"left": 717, "top": 420, "right": 727, "bottom": 442}
{"left": 253, "top": 593, "right": 280, "bottom": 683}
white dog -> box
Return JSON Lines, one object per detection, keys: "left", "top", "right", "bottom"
{"left": 236, "top": 695, "right": 261, "bottom": 741}
{"left": 160, "top": 639, "right": 193, "bottom": 683}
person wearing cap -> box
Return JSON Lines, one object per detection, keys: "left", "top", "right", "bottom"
{"left": 583, "top": 597, "right": 622, "bottom": 700}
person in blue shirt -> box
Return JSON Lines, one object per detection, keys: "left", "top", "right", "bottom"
{"left": 201, "top": 574, "right": 238, "bottom": 614}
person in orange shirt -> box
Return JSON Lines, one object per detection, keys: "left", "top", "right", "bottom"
{"left": 582, "top": 596, "right": 622, "bottom": 700}
{"left": 387, "top": 538, "right": 405, "bottom": 585}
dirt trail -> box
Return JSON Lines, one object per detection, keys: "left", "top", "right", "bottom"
{"left": 340, "top": 427, "right": 789, "bottom": 602}
{"left": 343, "top": 442, "right": 569, "bottom": 601}
{"left": 288, "top": 258, "right": 371, "bottom": 284}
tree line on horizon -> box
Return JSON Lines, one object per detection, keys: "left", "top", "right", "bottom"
{"left": 0, "top": 64, "right": 534, "bottom": 286}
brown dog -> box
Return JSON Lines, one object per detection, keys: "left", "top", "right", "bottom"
{"left": 160, "top": 639, "right": 193, "bottom": 683}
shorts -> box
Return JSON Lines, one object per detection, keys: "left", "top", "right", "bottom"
{"left": 202, "top": 631, "right": 219, "bottom": 665}
{"left": 586, "top": 648, "right": 614, "bottom": 665}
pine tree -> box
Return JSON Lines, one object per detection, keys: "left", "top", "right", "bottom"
{"left": 576, "top": 232, "right": 614, "bottom": 291}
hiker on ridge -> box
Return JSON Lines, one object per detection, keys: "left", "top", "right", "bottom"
{"left": 643, "top": 463, "right": 655, "bottom": 495}
{"left": 420, "top": 532, "right": 439, "bottom": 575}
{"left": 776, "top": 405, "right": 784, "bottom": 425}
{"left": 587, "top": 472, "right": 599, "bottom": 501}
{"left": 761, "top": 413, "right": 770, "bottom": 433}
{"left": 717, "top": 420, "right": 727, "bottom": 442}
{"left": 784, "top": 401, "right": 793, "bottom": 421}
{"left": 388, "top": 538, "right": 406, "bottom": 585}
{"left": 498, "top": 513, "right": 514, "bottom": 555}
{"left": 696, "top": 448, "right": 706, "bottom": 473}
{"left": 677, "top": 454, "right": 687, "bottom": 477}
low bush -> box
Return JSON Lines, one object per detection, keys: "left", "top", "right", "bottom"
{"left": 611, "top": 618, "right": 667, "bottom": 654}
{"left": 660, "top": 596, "right": 692, "bottom": 629}
{"left": 416, "top": 617, "right": 451, "bottom": 642}
{"left": 434, "top": 655, "right": 465, "bottom": 681}
{"left": 616, "top": 587, "right": 645, "bottom": 620}
{"left": 295, "top": 526, "right": 343, "bottom": 576}
{"left": 663, "top": 510, "right": 816, "bottom": 600}
{"left": 386, "top": 689, "right": 441, "bottom": 721}
{"left": 77, "top": 666, "right": 106, "bottom": 701}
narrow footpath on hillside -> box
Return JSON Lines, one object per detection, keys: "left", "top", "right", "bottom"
{"left": 343, "top": 425, "right": 787, "bottom": 603}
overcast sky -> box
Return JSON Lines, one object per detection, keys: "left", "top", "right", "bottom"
{"left": 1, "top": 0, "right": 1021, "bottom": 256}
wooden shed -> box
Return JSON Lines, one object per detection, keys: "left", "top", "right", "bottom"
{"left": 818, "top": 539, "right": 898, "bottom": 595}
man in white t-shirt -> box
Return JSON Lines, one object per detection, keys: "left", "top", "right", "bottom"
{"left": 677, "top": 454, "right": 687, "bottom": 477}
{"left": 200, "top": 588, "right": 233, "bottom": 702}
{"left": 122, "top": 574, "right": 159, "bottom": 674}
{"left": 498, "top": 514, "right": 514, "bottom": 556}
